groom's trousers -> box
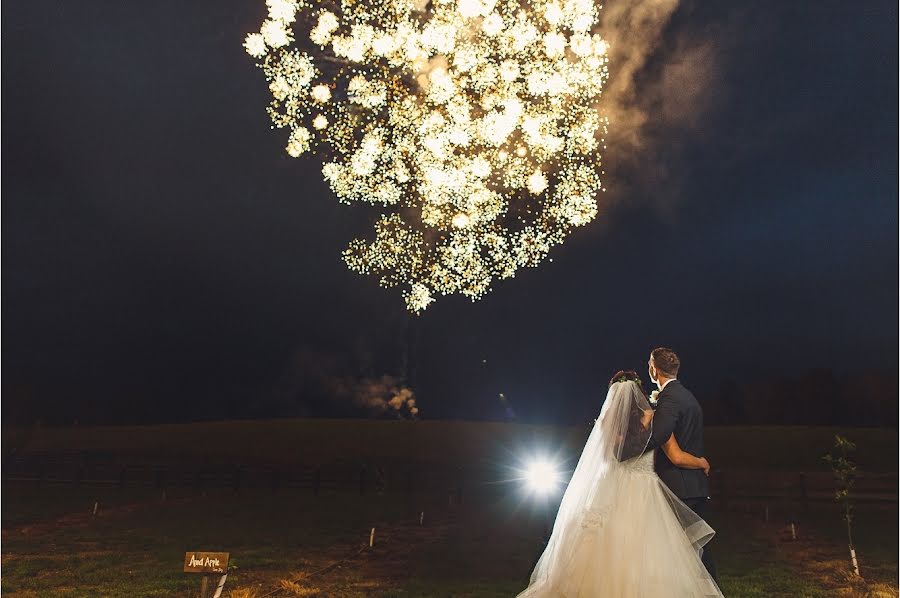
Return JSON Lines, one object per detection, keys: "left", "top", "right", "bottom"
{"left": 683, "top": 497, "right": 718, "bottom": 582}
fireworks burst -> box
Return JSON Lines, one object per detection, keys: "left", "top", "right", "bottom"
{"left": 246, "top": 0, "right": 609, "bottom": 312}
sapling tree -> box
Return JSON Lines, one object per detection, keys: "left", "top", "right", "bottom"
{"left": 822, "top": 435, "right": 860, "bottom": 577}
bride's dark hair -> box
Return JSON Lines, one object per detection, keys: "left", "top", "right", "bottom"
{"left": 608, "top": 369, "right": 642, "bottom": 388}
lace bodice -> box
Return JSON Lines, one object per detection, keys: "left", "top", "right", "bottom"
{"left": 580, "top": 450, "right": 657, "bottom": 530}
{"left": 623, "top": 449, "right": 656, "bottom": 474}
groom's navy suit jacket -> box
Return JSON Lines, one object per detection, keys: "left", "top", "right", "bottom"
{"left": 648, "top": 380, "right": 709, "bottom": 500}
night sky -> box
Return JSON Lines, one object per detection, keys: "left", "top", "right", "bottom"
{"left": 4, "top": 1, "right": 897, "bottom": 424}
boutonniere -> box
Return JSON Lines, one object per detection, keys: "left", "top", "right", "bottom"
{"left": 649, "top": 390, "right": 660, "bottom": 406}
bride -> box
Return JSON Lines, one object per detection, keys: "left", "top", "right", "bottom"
{"left": 517, "top": 372, "right": 723, "bottom": 597}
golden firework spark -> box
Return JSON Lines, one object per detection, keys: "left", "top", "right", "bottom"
{"left": 246, "top": 0, "right": 609, "bottom": 312}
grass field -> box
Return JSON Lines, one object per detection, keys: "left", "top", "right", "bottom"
{"left": 5, "top": 420, "right": 898, "bottom": 472}
{"left": 2, "top": 482, "right": 897, "bottom": 597}
{"left": 3, "top": 421, "right": 897, "bottom": 596}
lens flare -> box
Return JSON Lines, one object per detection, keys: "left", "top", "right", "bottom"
{"left": 525, "top": 459, "right": 561, "bottom": 494}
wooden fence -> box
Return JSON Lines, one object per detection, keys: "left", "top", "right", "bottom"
{"left": 709, "top": 469, "right": 897, "bottom": 511}
{"left": 2, "top": 451, "right": 466, "bottom": 499}
{"left": 3, "top": 451, "right": 896, "bottom": 509}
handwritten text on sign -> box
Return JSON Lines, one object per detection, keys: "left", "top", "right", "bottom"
{"left": 183, "top": 552, "right": 229, "bottom": 574}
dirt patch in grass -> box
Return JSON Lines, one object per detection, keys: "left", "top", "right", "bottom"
{"left": 226, "top": 510, "right": 458, "bottom": 597}
{"left": 778, "top": 529, "right": 898, "bottom": 597}
{"left": 753, "top": 506, "right": 899, "bottom": 598}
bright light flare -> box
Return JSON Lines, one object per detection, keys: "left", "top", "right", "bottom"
{"left": 524, "top": 459, "right": 561, "bottom": 494}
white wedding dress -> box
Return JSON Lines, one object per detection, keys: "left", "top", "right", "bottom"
{"left": 518, "top": 381, "right": 723, "bottom": 597}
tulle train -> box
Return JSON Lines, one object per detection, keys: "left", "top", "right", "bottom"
{"left": 518, "top": 469, "right": 722, "bottom": 597}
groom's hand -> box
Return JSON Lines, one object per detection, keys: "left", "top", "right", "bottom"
{"left": 699, "top": 457, "right": 710, "bottom": 476}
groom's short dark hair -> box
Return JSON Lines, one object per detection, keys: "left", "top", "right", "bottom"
{"left": 651, "top": 347, "right": 680, "bottom": 377}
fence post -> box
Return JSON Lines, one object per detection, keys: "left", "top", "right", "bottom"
{"left": 359, "top": 464, "right": 367, "bottom": 496}
{"left": 717, "top": 470, "right": 727, "bottom": 509}
{"left": 782, "top": 475, "right": 792, "bottom": 521}
{"left": 798, "top": 472, "right": 808, "bottom": 513}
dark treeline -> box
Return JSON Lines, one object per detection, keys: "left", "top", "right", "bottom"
{"left": 3, "top": 368, "right": 896, "bottom": 428}
{"left": 701, "top": 368, "right": 897, "bottom": 427}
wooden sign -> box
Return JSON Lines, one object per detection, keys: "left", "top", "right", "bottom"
{"left": 183, "top": 551, "right": 229, "bottom": 574}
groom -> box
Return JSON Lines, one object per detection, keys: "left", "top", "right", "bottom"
{"left": 646, "top": 347, "right": 717, "bottom": 581}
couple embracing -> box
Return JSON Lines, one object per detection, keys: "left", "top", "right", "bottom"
{"left": 518, "top": 347, "right": 723, "bottom": 597}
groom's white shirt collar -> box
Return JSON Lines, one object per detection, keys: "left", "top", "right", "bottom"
{"left": 660, "top": 378, "right": 677, "bottom": 392}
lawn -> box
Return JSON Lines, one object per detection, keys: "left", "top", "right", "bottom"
{"left": 2, "top": 482, "right": 897, "bottom": 597}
